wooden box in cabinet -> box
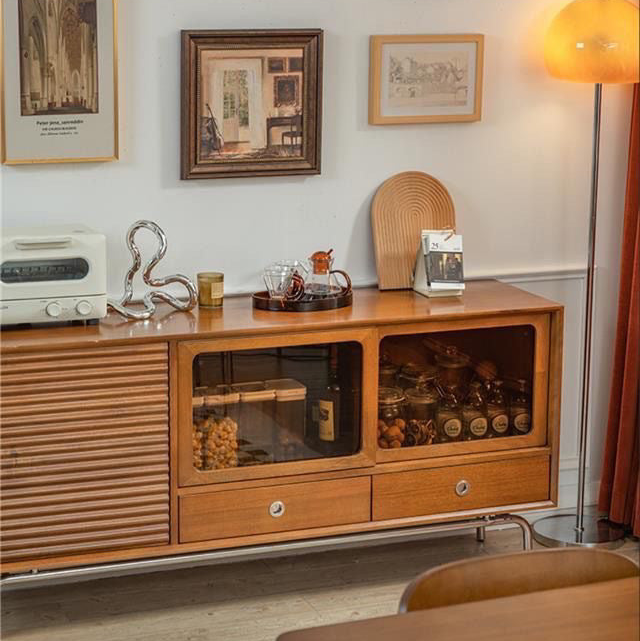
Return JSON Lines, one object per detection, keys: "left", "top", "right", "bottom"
{"left": 0, "top": 344, "right": 171, "bottom": 564}
{"left": 372, "top": 456, "right": 550, "bottom": 521}
{"left": 180, "top": 477, "right": 371, "bottom": 543}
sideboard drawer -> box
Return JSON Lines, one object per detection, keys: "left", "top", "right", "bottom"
{"left": 372, "top": 456, "right": 550, "bottom": 521}
{"left": 180, "top": 477, "right": 371, "bottom": 543}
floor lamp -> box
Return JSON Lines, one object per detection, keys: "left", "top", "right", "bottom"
{"left": 532, "top": 0, "right": 639, "bottom": 548}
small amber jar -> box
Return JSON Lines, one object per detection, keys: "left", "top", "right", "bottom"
{"left": 197, "top": 272, "right": 224, "bottom": 308}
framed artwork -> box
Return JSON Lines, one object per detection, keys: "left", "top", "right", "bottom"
{"left": 181, "top": 29, "right": 323, "bottom": 180}
{"left": 267, "top": 57, "right": 285, "bottom": 73}
{"left": 1, "top": 0, "right": 119, "bottom": 164}
{"left": 369, "top": 34, "right": 484, "bottom": 125}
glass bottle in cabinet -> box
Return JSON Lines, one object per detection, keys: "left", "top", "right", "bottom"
{"left": 510, "top": 379, "right": 532, "bottom": 435}
{"left": 319, "top": 346, "right": 341, "bottom": 442}
{"left": 462, "top": 381, "right": 489, "bottom": 440}
{"left": 435, "top": 385, "right": 463, "bottom": 442}
{"left": 486, "top": 379, "right": 509, "bottom": 438}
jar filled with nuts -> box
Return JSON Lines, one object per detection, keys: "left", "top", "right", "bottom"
{"left": 197, "top": 385, "right": 240, "bottom": 471}
{"left": 377, "top": 387, "right": 407, "bottom": 449}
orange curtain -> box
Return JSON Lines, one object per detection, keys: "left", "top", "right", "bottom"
{"left": 598, "top": 84, "right": 640, "bottom": 535}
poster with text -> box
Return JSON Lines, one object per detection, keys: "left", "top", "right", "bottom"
{"left": 2, "top": 0, "right": 118, "bottom": 164}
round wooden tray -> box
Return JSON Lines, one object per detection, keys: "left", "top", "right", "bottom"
{"left": 372, "top": 171, "right": 456, "bottom": 290}
{"left": 252, "top": 289, "right": 353, "bottom": 312}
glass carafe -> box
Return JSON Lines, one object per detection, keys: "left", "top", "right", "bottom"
{"left": 305, "top": 249, "right": 334, "bottom": 296}
{"left": 435, "top": 384, "right": 463, "bottom": 442}
{"left": 462, "top": 381, "right": 488, "bottom": 440}
{"left": 510, "top": 379, "right": 532, "bottom": 435}
{"left": 487, "top": 379, "right": 509, "bottom": 438}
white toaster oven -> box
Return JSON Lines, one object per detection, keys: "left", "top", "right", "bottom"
{"left": 0, "top": 224, "right": 107, "bottom": 325}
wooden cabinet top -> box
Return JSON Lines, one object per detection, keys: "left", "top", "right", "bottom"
{"left": 0, "top": 281, "right": 562, "bottom": 353}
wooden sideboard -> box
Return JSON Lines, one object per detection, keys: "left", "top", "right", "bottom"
{"left": 0, "top": 281, "right": 563, "bottom": 574}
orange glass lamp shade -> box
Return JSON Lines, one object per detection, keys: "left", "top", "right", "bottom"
{"left": 544, "top": 0, "right": 639, "bottom": 84}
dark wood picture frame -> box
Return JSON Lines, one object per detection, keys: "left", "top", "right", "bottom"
{"left": 181, "top": 29, "right": 323, "bottom": 180}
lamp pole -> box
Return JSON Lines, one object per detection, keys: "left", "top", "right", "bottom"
{"left": 533, "top": 82, "right": 625, "bottom": 548}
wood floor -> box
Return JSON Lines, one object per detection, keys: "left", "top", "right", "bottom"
{"left": 2, "top": 529, "right": 638, "bottom": 641}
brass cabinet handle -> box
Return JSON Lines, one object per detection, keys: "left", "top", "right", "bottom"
{"left": 269, "top": 500, "right": 286, "bottom": 518}
{"left": 455, "top": 480, "right": 471, "bottom": 497}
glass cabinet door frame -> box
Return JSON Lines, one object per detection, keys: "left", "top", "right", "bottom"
{"left": 177, "top": 328, "right": 378, "bottom": 487}
{"left": 376, "top": 312, "right": 551, "bottom": 463}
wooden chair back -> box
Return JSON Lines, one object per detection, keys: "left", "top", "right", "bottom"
{"left": 399, "top": 547, "right": 638, "bottom": 613}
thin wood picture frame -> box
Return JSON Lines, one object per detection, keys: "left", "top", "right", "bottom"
{"left": 1, "top": 0, "right": 119, "bottom": 165}
{"left": 181, "top": 28, "right": 323, "bottom": 180}
{"left": 369, "top": 34, "right": 484, "bottom": 125}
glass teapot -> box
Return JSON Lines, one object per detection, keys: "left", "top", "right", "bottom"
{"left": 305, "top": 249, "right": 351, "bottom": 297}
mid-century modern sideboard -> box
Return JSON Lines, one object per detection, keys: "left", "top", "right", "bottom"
{"left": 0, "top": 281, "right": 563, "bottom": 578}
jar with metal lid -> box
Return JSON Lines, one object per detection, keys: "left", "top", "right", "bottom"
{"left": 379, "top": 362, "right": 399, "bottom": 388}
{"left": 397, "top": 362, "right": 439, "bottom": 390}
{"left": 377, "top": 387, "right": 406, "bottom": 450}
{"left": 435, "top": 346, "right": 470, "bottom": 388}
{"left": 405, "top": 385, "right": 439, "bottom": 446}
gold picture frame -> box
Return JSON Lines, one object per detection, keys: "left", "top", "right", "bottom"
{"left": 1, "top": 0, "right": 119, "bottom": 164}
{"left": 369, "top": 34, "right": 484, "bottom": 125}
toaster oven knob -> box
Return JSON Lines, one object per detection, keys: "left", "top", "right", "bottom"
{"left": 45, "top": 302, "right": 62, "bottom": 318}
{"left": 76, "top": 300, "right": 92, "bottom": 316}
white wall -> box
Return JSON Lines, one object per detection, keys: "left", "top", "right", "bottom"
{"left": 1, "top": 0, "right": 634, "bottom": 505}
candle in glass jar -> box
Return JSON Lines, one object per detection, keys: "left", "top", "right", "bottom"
{"left": 197, "top": 272, "right": 224, "bottom": 308}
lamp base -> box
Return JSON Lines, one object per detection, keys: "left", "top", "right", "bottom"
{"left": 532, "top": 514, "right": 626, "bottom": 549}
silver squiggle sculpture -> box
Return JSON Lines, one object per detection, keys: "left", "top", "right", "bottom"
{"left": 107, "top": 220, "right": 197, "bottom": 321}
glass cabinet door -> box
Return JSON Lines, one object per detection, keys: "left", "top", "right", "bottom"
{"left": 377, "top": 315, "right": 550, "bottom": 460}
{"left": 178, "top": 331, "right": 376, "bottom": 485}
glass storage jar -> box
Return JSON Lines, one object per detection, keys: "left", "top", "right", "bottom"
{"left": 405, "top": 385, "right": 439, "bottom": 446}
{"left": 197, "top": 385, "right": 240, "bottom": 470}
{"left": 266, "top": 378, "right": 307, "bottom": 461}
{"left": 377, "top": 387, "right": 407, "bottom": 449}
{"left": 231, "top": 382, "right": 276, "bottom": 465}
{"left": 435, "top": 346, "right": 470, "bottom": 388}
{"left": 379, "top": 362, "right": 399, "bottom": 388}
{"left": 397, "top": 363, "right": 439, "bottom": 390}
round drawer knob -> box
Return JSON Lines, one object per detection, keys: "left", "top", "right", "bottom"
{"left": 269, "top": 500, "right": 285, "bottom": 518}
{"left": 455, "top": 479, "right": 471, "bottom": 497}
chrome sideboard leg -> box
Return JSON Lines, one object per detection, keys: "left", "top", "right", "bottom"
{"left": 475, "top": 526, "right": 486, "bottom": 543}
{"left": 500, "top": 514, "right": 533, "bottom": 550}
